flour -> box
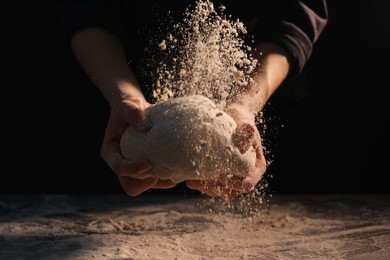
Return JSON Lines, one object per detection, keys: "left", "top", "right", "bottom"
{"left": 120, "top": 95, "right": 256, "bottom": 183}
{"left": 151, "top": 0, "right": 258, "bottom": 109}
{"left": 123, "top": 0, "right": 267, "bottom": 196}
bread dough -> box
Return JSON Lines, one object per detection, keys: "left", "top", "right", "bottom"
{"left": 120, "top": 95, "right": 256, "bottom": 183}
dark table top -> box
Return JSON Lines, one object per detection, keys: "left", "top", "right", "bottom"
{"left": 1, "top": 193, "right": 389, "bottom": 259}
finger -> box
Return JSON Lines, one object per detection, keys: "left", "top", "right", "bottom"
{"left": 119, "top": 176, "right": 159, "bottom": 196}
{"left": 241, "top": 168, "right": 262, "bottom": 191}
{"left": 216, "top": 174, "right": 254, "bottom": 192}
{"left": 243, "top": 127, "right": 267, "bottom": 183}
{"left": 232, "top": 123, "right": 255, "bottom": 154}
{"left": 235, "top": 144, "right": 267, "bottom": 191}
{"left": 221, "top": 189, "right": 241, "bottom": 201}
{"left": 219, "top": 145, "right": 266, "bottom": 192}
{"left": 105, "top": 151, "right": 154, "bottom": 178}
{"left": 103, "top": 116, "right": 129, "bottom": 145}
{"left": 115, "top": 160, "right": 154, "bottom": 179}
{"left": 205, "top": 183, "right": 240, "bottom": 201}
{"left": 122, "top": 102, "right": 152, "bottom": 132}
{"left": 217, "top": 130, "right": 265, "bottom": 193}
{"left": 100, "top": 118, "right": 128, "bottom": 166}
{"left": 136, "top": 111, "right": 153, "bottom": 132}
{"left": 153, "top": 179, "right": 177, "bottom": 189}
{"left": 253, "top": 133, "right": 267, "bottom": 174}
{"left": 208, "top": 182, "right": 241, "bottom": 201}
{"left": 186, "top": 180, "right": 218, "bottom": 197}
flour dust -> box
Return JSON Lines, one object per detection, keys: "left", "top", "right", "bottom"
{"left": 151, "top": 0, "right": 258, "bottom": 109}
{"left": 145, "top": 0, "right": 271, "bottom": 215}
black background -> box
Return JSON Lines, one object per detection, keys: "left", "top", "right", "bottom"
{"left": 3, "top": 1, "right": 389, "bottom": 195}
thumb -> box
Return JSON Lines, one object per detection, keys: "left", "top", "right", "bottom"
{"left": 232, "top": 123, "right": 255, "bottom": 154}
{"left": 136, "top": 112, "right": 152, "bottom": 132}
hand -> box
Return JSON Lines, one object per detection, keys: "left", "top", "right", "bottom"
{"left": 101, "top": 96, "right": 176, "bottom": 196}
{"left": 186, "top": 104, "right": 267, "bottom": 201}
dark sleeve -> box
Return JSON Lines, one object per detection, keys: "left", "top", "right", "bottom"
{"left": 249, "top": 0, "right": 328, "bottom": 79}
{"left": 47, "top": 0, "right": 128, "bottom": 57}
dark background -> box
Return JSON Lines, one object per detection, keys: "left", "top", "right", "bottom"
{"left": 3, "top": 1, "right": 389, "bottom": 195}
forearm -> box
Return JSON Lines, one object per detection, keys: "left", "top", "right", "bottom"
{"left": 227, "top": 42, "right": 290, "bottom": 115}
{"left": 70, "top": 27, "right": 145, "bottom": 106}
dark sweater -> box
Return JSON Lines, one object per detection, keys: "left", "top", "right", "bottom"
{"left": 48, "top": 0, "right": 328, "bottom": 81}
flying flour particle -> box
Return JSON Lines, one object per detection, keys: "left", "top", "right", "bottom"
{"left": 151, "top": 0, "right": 258, "bottom": 109}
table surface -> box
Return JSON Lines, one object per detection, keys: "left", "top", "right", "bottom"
{"left": 1, "top": 193, "right": 390, "bottom": 260}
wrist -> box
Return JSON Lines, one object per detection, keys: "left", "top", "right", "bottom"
{"left": 226, "top": 87, "right": 265, "bottom": 116}
{"left": 225, "top": 102, "right": 256, "bottom": 123}
{"left": 106, "top": 81, "right": 147, "bottom": 107}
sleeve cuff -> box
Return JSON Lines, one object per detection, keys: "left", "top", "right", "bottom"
{"left": 54, "top": 3, "right": 128, "bottom": 57}
{"left": 251, "top": 20, "right": 313, "bottom": 80}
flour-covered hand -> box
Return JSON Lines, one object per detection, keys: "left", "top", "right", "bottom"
{"left": 186, "top": 105, "right": 266, "bottom": 201}
{"left": 101, "top": 96, "right": 176, "bottom": 196}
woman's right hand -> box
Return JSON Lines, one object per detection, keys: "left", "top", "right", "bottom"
{"left": 101, "top": 95, "right": 176, "bottom": 196}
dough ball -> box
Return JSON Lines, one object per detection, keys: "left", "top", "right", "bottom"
{"left": 120, "top": 95, "right": 256, "bottom": 183}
